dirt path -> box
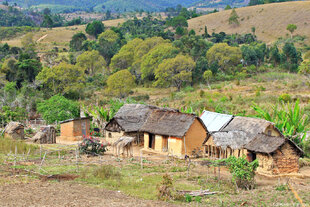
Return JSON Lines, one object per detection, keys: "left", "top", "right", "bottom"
{"left": 0, "top": 181, "right": 180, "bottom": 207}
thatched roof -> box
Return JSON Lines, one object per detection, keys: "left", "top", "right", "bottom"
{"left": 105, "top": 104, "right": 174, "bottom": 133}
{"left": 204, "top": 131, "right": 253, "bottom": 150}
{"left": 140, "top": 109, "right": 207, "bottom": 138}
{"left": 5, "top": 122, "right": 24, "bottom": 134}
{"left": 223, "top": 116, "right": 280, "bottom": 135}
{"left": 245, "top": 134, "right": 304, "bottom": 155}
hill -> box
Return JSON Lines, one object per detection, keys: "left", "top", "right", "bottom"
{"left": 6, "top": 0, "right": 200, "bottom": 12}
{"left": 2, "top": 19, "right": 125, "bottom": 51}
{"left": 188, "top": 1, "right": 310, "bottom": 44}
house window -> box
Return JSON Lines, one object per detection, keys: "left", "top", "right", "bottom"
{"left": 267, "top": 130, "right": 272, "bottom": 136}
{"left": 108, "top": 133, "right": 112, "bottom": 138}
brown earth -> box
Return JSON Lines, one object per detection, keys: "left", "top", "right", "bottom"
{"left": 0, "top": 181, "right": 180, "bottom": 207}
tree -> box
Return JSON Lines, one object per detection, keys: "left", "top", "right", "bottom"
{"left": 203, "top": 70, "right": 212, "bottom": 89}
{"left": 203, "top": 25, "right": 209, "bottom": 38}
{"left": 269, "top": 45, "right": 281, "bottom": 66}
{"left": 167, "top": 15, "right": 188, "bottom": 28}
{"left": 154, "top": 55, "right": 195, "bottom": 91}
{"left": 85, "top": 20, "right": 105, "bottom": 38}
{"left": 282, "top": 42, "right": 302, "bottom": 72}
{"left": 206, "top": 43, "right": 242, "bottom": 72}
{"left": 76, "top": 50, "right": 107, "bottom": 76}
{"left": 228, "top": 9, "right": 240, "bottom": 26}
{"left": 98, "top": 30, "right": 119, "bottom": 43}
{"left": 70, "top": 32, "right": 87, "bottom": 51}
{"left": 37, "top": 95, "right": 80, "bottom": 124}
{"left": 286, "top": 24, "right": 297, "bottom": 38}
{"left": 188, "top": 29, "right": 196, "bottom": 36}
{"left": 36, "top": 62, "right": 85, "bottom": 95}
{"left": 175, "top": 26, "right": 186, "bottom": 36}
{"left": 106, "top": 70, "right": 135, "bottom": 98}
{"left": 140, "top": 43, "right": 178, "bottom": 81}
{"left": 42, "top": 15, "right": 54, "bottom": 28}
{"left": 110, "top": 38, "right": 143, "bottom": 72}
{"left": 251, "top": 26, "right": 256, "bottom": 35}
{"left": 225, "top": 5, "right": 232, "bottom": 10}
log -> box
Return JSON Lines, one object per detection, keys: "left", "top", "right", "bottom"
{"left": 177, "top": 190, "right": 217, "bottom": 197}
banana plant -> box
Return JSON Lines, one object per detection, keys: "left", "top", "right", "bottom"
{"left": 253, "top": 99, "right": 309, "bottom": 145}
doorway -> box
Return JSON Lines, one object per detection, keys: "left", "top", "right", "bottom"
{"left": 148, "top": 133, "right": 155, "bottom": 149}
{"left": 162, "top": 136, "right": 168, "bottom": 152}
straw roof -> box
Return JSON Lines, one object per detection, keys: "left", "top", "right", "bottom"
{"left": 140, "top": 110, "right": 207, "bottom": 138}
{"left": 245, "top": 134, "right": 304, "bottom": 155}
{"left": 223, "top": 116, "right": 279, "bottom": 135}
{"left": 105, "top": 104, "right": 177, "bottom": 133}
{"left": 204, "top": 131, "right": 253, "bottom": 150}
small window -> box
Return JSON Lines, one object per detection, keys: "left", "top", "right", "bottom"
{"left": 267, "top": 130, "right": 272, "bottom": 136}
{"left": 108, "top": 133, "right": 112, "bottom": 138}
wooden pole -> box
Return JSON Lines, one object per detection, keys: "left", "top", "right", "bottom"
{"left": 39, "top": 152, "right": 47, "bottom": 172}
{"left": 14, "top": 145, "right": 17, "bottom": 167}
{"left": 140, "top": 149, "right": 143, "bottom": 170}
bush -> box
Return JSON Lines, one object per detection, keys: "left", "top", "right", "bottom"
{"left": 185, "top": 194, "right": 192, "bottom": 203}
{"left": 226, "top": 156, "right": 258, "bottom": 190}
{"left": 279, "top": 94, "right": 291, "bottom": 103}
{"left": 79, "top": 137, "right": 107, "bottom": 156}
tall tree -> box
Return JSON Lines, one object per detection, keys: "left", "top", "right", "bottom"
{"left": 228, "top": 9, "right": 240, "bottom": 26}
{"left": 76, "top": 50, "right": 107, "bottom": 76}
{"left": 70, "top": 32, "right": 87, "bottom": 51}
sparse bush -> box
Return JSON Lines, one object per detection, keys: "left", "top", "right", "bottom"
{"left": 275, "top": 184, "right": 288, "bottom": 191}
{"left": 157, "top": 174, "right": 173, "bottom": 201}
{"left": 199, "top": 90, "right": 205, "bottom": 98}
{"left": 185, "top": 194, "right": 192, "bottom": 202}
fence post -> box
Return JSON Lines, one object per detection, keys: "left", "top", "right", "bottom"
{"left": 75, "top": 148, "right": 79, "bottom": 172}
{"left": 26, "top": 148, "right": 31, "bottom": 161}
{"left": 14, "top": 145, "right": 17, "bottom": 168}
{"left": 140, "top": 149, "right": 143, "bottom": 170}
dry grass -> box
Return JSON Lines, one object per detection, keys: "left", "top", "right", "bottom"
{"left": 3, "top": 19, "right": 125, "bottom": 51}
{"left": 188, "top": 1, "right": 310, "bottom": 44}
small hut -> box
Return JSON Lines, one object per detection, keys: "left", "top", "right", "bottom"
{"left": 105, "top": 104, "right": 164, "bottom": 144}
{"left": 59, "top": 117, "right": 90, "bottom": 141}
{"left": 3, "top": 122, "right": 24, "bottom": 139}
{"left": 245, "top": 134, "right": 303, "bottom": 175}
{"left": 32, "top": 126, "right": 56, "bottom": 144}
{"left": 140, "top": 109, "right": 208, "bottom": 157}
{"left": 203, "top": 116, "right": 282, "bottom": 158}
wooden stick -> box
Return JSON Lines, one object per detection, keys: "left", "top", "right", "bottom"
{"left": 140, "top": 149, "right": 143, "bottom": 170}
{"left": 26, "top": 148, "right": 31, "bottom": 161}
{"left": 14, "top": 145, "right": 17, "bottom": 167}
{"left": 39, "top": 152, "right": 47, "bottom": 172}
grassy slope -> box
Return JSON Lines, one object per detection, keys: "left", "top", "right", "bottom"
{"left": 2, "top": 19, "right": 125, "bottom": 51}
{"left": 125, "top": 71, "right": 310, "bottom": 118}
{"left": 188, "top": 1, "right": 310, "bottom": 44}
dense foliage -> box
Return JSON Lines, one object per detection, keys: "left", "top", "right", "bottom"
{"left": 79, "top": 137, "right": 107, "bottom": 155}
{"left": 226, "top": 156, "right": 258, "bottom": 190}
{"left": 37, "top": 95, "right": 80, "bottom": 124}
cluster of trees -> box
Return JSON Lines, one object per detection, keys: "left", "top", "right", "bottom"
{"left": 248, "top": 0, "right": 294, "bottom": 6}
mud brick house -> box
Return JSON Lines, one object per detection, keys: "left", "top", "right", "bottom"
{"left": 203, "top": 116, "right": 282, "bottom": 159}
{"left": 59, "top": 117, "right": 90, "bottom": 141}
{"left": 140, "top": 109, "right": 208, "bottom": 157}
{"left": 245, "top": 134, "right": 303, "bottom": 175}
{"left": 104, "top": 104, "right": 164, "bottom": 144}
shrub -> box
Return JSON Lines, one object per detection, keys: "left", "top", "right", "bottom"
{"left": 275, "top": 184, "right": 288, "bottom": 191}
{"left": 279, "top": 94, "right": 291, "bottom": 103}
{"left": 185, "top": 194, "right": 192, "bottom": 202}
{"left": 157, "top": 174, "right": 173, "bottom": 201}
{"left": 226, "top": 156, "right": 258, "bottom": 190}
{"left": 79, "top": 137, "right": 107, "bottom": 156}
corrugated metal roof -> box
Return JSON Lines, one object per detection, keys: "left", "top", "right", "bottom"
{"left": 200, "top": 111, "right": 233, "bottom": 132}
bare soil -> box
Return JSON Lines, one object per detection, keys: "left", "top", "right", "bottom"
{"left": 0, "top": 181, "right": 180, "bottom": 207}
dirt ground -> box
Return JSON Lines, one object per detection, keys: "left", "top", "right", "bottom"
{"left": 0, "top": 181, "right": 180, "bottom": 207}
